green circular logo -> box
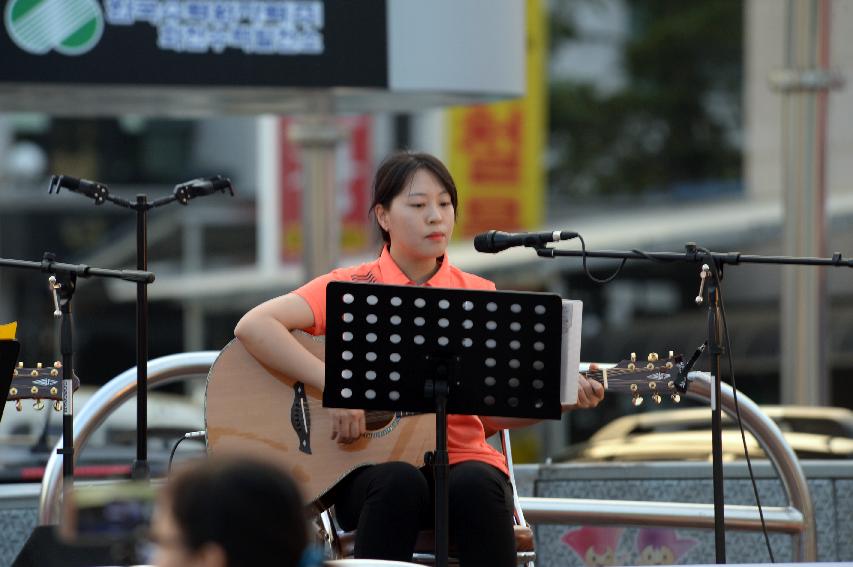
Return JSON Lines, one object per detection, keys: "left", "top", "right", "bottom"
{"left": 5, "top": 0, "right": 104, "bottom": 56}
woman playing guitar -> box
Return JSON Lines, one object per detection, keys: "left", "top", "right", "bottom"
{"left": 234, "top": 151, "right": 604, "bottom": 566}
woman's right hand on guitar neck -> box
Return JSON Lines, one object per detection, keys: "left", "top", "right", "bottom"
{"left": 331, "top": 408, "right": 366, "bottom": 444}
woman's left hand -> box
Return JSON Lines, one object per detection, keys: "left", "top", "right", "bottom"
{"left": 561, "top": 364, "right": 605, "bottom": 411}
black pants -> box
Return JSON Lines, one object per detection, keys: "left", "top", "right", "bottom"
{"left": 334, "top": 460, "right": 517, "bottom": 567}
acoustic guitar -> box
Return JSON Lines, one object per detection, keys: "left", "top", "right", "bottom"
{"left": 205, "top": 331, "right": 685, "bottom": 506}
{"left": 205, "top": 332, "right": 436, "bottom": 507}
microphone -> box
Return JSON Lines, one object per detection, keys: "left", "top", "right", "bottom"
{"left": 473, "top": 229, "right": 578, "bottom": 253}
{"left": 173, "top": 175, "right": 234, "bottom": 205}
{"left": 48, "top": 175, "right": 109, "bottom": 204}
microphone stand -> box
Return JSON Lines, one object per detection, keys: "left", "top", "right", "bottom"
{"left": 48, "top": 176, "right": 234, "bottom": 480}
{"left": 0, "top": 254, "right": 153, "bottom": 498}
{"left": 534, "top": 241, "right": 852, "bottom": 563}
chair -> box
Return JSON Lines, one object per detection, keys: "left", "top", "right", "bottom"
{"left": 314, "top": 429, "right": 536, "bottom": 566}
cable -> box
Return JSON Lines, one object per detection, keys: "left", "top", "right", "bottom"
{"left": 630, "top": 248, "right": 678, "bottom": 264}
{"left": 577, "top": 234, "right": 627, "bottom": 283}
{"left": 167, "top": 431, "right": 206, "bottom": 474}
{"left": 699, "top": 248, "right": 776, "bottom": 563}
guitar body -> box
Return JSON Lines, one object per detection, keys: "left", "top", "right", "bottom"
{"left": 205, "top": 334, "right": 436, "bottom": 506}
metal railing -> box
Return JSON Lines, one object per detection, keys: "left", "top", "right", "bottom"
{"left": 519, "top": 371, "right": 816, "bottom": 562}
{"left": 38, "top": 351, "right": 219, "bottom": 525}
{"left": 38, "top": 361, "right": 815, "bottom": 561}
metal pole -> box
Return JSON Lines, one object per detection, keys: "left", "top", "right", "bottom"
{"left": 777, "top": 0, "right": 833, "bottom": 405}
{"left": 257, "top": 116, "right": 281, "bottom": 275}
{"left": 288, "top": 95, "right": 343, "bottom": 280}
{"left": 132, "top": 195, "right": 150, "bottom": 480}
{"left": 706, "top": 277, "right": 726, "bottom": 563}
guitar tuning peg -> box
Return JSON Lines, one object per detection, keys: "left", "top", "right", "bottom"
{"left": 665, "top": 361, "right": 673, "bottom": 369}
{"left": 630, "top": 352, "right": 637, "bottom": 363}
{"left": 30, "top": 369, "right": 38, "bottom": 377}
{"left": 53, "top": 361, "right": 62, "bottom": 368}
{"left": 50, "top": 387, "right": 58, "bottom": 396}
{"left": 50, "top": 368, "right": 59, "bottom": 377}
{"left": 652, "top": 393, "right": 662, "bottom": 404}
{"left": 629, "top": 383, "right": 643, "bottom": 406}
{"left": 30, "top": 386, "right": 38, "bottom": 395}
{"left": 666, "top": 380, "right": 682, "bottom": 403}
{"left": 54, "top": 401, "right": 62, "bottom": 412}
{"left": 647, "top": 352, "right": 659, "bottom": 362}
{"left": 36, "top": 362, "right": 43, "bottom": 369}
{"left": 668, "top": 350, "right": 674, "bottom": 359}
{"left": 17, "top": 361, "right": 23, "bottom": 368}
{"left": 33, "top": 399, "right": 45, "bottom": 411}
{"left": 15, "top": 400, "right": 23, "bottom": 412}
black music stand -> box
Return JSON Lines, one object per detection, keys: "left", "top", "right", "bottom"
{"left": 1, "top": 339, "right": 21, "bottom": 425}
{"left": 325, "top": 281, "right": 564, "bottom": 567}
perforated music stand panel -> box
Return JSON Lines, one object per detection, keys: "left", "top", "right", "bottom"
{"left": 0, "top": 340, "right": 21, "bottom": 425}
{"left": 324, "top": 282, "right": 563, "bottom": 420}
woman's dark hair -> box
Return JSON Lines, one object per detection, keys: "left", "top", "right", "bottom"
{"left": 161, "top": 457, "right": 307, "bottom": 567}
{"left": 369, "top": 151, "right": 459, "bottom": 245}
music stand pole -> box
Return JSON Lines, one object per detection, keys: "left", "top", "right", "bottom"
{"left": 431, "top": 361, "right": 450, "bottom": 567}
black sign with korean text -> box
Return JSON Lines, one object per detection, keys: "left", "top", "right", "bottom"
{"left": 0, "top": 0, "right": 388, "bottom": 88}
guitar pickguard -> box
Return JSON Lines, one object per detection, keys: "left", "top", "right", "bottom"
{"left": 291, "top": 382, "right": 312, "bottom": 454}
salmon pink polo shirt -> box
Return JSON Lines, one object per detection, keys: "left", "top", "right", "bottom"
{"left": 293, "top": 246, "right": 508, "bottom": 476}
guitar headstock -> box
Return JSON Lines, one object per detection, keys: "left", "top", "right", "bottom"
{"left": 7, "top": 361, "right": 66, "bottom": 412}
{"left": 586, "top": 351, "right": 686, "bottom": 407}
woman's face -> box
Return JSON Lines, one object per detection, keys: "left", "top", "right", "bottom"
{"left": 375, "top": 169, "right": 455, "bottom": 263}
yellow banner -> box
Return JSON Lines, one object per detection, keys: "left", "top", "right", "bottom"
{"left": 447, "top": 0, "right": 545, "bottom": 237}
{"left": 0, "top": 321, "right": 17, "bottom": 340}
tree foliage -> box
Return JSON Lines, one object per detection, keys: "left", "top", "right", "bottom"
{"left": 549, "top": 0, "right": 743, "bottom": 199}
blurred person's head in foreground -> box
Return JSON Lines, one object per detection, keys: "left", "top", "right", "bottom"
{"left": 150, "top": 456, "right": 308, "bottom": 567}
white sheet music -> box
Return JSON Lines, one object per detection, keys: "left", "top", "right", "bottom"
{"left": 560, "top": 299, "right": 583, "bottom": 405}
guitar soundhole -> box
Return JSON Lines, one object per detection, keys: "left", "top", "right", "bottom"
{"left": 365, "top": 411, "right": 396, "bottom": 431}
